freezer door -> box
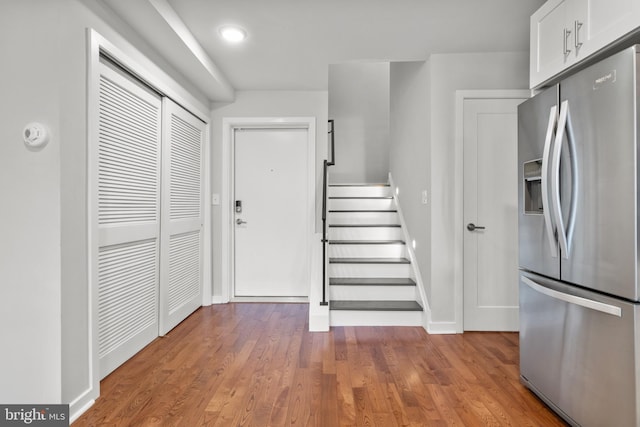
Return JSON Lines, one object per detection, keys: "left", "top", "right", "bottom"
{"left": 559, "top": 46, "right": 639, "bottom": 301}
{"left": 519, "top": 272, "right": 639, "bottom": 427}
{"left": 518, "top": 86, "right": 560, "bottom": 279}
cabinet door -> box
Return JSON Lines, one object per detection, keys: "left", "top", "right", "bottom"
{"left": 580, "top": 0, "right": 640, "bottom": 59}
{"left": 530, "top": 0, "right": 572, "bottom": 88}
{"left": 531, "top": 0, "right": 640, "bottom": 89}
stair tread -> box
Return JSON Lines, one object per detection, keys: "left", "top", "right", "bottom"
{"left": 329, "top": 184, "right": 390, "bottom": 187}
{"left": 329, "top": 240, "right": 405, "bottom": 245}
{"left": 329, "top": 209, "right": 398, "bottom": 213}
{"left": 329, "top": 196, "right": 393, "bottom": 199}
{"left": 330, "top": 278, "right": 416, "bottom": 286}
{"left": 330, "top": 300, "right": 423, "bottom": 311}
{"left": 329, "top": 257, "right": 410, "bottom": 264}
{"left": 329, "top": 224, "right": 401, "bottom": 228}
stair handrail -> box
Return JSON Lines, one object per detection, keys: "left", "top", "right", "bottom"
{"left": 321, "top": 120, "right": 335, "bottom": 306}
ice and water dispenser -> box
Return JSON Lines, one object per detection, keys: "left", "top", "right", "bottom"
{"left": 524, "top": 159, "right": 544, "bottom": 214}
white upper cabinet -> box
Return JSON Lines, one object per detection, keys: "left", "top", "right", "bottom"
{"left": 530, "top": 0, "right": 640, "bottom": 88}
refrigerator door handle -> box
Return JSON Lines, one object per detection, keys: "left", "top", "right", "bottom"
{"left": 564, "top": 101, "right": 578, "bottom": 258}
{"left": 522, "top": 276, "right": 622, "bottom": 317}
{"left": 541, "top": 105, "right": 558, "bottom": 258}
{"left": 551, "top": 100, "right": 577, "bottom": 259}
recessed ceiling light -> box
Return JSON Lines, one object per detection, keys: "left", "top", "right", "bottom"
{"left": 219, "top": 25, "right": 247, "bottom": 43}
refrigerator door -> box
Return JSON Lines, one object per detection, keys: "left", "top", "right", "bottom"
{"left": 558, "top": 45, "right": 639, "bottom": 301}
{"left": 519, "top": 272, "right": 640, "bottom": 427}
{"left": 518, "top": 86, "right": 560, "bottom": 279}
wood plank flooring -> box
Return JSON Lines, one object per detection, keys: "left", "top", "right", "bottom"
{"left": 74, "top": 303, "right": 566, "bottom": 426}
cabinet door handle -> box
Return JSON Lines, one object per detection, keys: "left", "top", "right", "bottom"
{"left": 574, "top": 21, "right": 583, "bottom": 49}
{"left": 563, "top": 28, "right": 572, "bottom": 56}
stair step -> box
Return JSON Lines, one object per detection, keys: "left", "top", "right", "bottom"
{"left": 329, "top": 240, "right": 405, "bottom": 245}
{"left": 329, "top": 226, "right": 403, "bottom": 242}
{"left": 328, "top": 184, "right": 391, "bottom": 198}
{"left": 329, "top": 224, "right": 400, "bottom": 228}
{"left": 329, "top": 196, "right": 393, "bottom": 199}
{"left": 329, "top": 209, "right": 398, "bottom": 213}
{"left": 330, "top": 278, "right": 416, "bottom": 286}
{"left": 330, "top": 300, "right": 423, "bottom": 311}
{"left": 329, "top": 184, "right": 390, "bottom": 187}
{"left": 329, "top": 257, "right": 410, "bottom": 264}
{"left": 329, "top": 198, "right": 394, "bottom": 211}
{"left": 328, "top": 211, "right": 399, "bottom": 225}
{"left": 329, "top": 242, "right": 407, "bottom": 259}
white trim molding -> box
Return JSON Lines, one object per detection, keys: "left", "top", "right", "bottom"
{"left": 221, "top": 117, "right": 317, "bottom": 304}
{"left": 454, "top": 90, "right": 530, "bottom": 333}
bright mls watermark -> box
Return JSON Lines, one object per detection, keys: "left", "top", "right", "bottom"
{"left": 0, "top": 405, "right": 68, "bottom": 426}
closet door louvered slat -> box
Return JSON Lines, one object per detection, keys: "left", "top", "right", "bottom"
{"left": 159, "top": 99, "right": 205, "bottom": 335}
{"left": 97, "top": 62, "right": 162, "bottom": 379}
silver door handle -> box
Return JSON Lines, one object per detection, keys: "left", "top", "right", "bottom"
{"left": 467, "top": 223, "right": 485, "bottom": 231}
{"left": 522, "top": 276, "right": 622, "bottom": 317}
{"left": 563, "top": 28, "right": 572, "bottom": 56}
{"left": 541, "top": 105, "right": 559, "bottom": 258}
{"left": 574, "top": 20, "right": 583, "bottom": 49}
{"left": 551, "top": 100, "right": 573, "bottom": 259}
{"left": 236, "top": 219, "right": 247, "bottom": 225}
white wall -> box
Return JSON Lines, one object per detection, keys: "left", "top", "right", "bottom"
{"left": 387, "top": 53, "right": 529, "bottom": 330}
{"left": 389, "top": 60, "right": 431, "bottom": 308}
{"left": 428, "top": 52, "right": 529, "bottom": 325}
{"left": 210, "top": 91, "right": 329, "bottom": 299}
{"left": 0, "top": 1, "right": 63, "bottom": 404}
{"left": 0, "top": 0, "right": 210, "bottom": 417}
{"left": 328, "top": 63, "right": 390, "bottom": 183}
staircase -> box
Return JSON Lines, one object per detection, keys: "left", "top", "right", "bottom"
{"left": 327, "top": 183, "right": 424, "bottom": 326}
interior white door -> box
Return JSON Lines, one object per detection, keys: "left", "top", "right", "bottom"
{"left": 234, "top": 128, "right": 309, "bottom": 297}
{"left": 96, "top": 60, "right": 162, "bottom": 378}
{"left": 159, "top": 99, "right": 205, "bottom": 335}
{"left": 463, "top": 97, "right": 526, "bottom": 331}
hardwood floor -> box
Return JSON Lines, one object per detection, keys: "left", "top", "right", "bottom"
{"left": 74, "top": 303, "right": 565, "bottom": 426}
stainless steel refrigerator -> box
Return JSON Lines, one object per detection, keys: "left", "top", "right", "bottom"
{"left": 518, "top": 45, "right": 640, "bottom": 427}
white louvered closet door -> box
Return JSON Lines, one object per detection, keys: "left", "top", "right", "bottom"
{"left": 159, "top": 99, "right": 205, "bottom": 335}
{"left": 97, "top": 61, "right": 162, "bottom": 378}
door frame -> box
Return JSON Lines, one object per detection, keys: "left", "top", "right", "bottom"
{"left": 454, "top": 90, "right": 530, "bottom": 333}
{"left": 221, "top": 117, "right": 316, "bottom": 302}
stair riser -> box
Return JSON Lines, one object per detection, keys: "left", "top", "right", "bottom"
{"left": 329, "top": 198, "right": 394, "bottom": 211}
{"left": 330, "top": 285, "right": 416, "bottom": 300}
{"left": 329, "top": 211, "right": 399, "bottom": 225}
{"left": 330, "top": 310, "right": 422, "bottom": 327}
{"left": 329, "top": 244, "right": 407, "bottom": 258}
{"left": 329, "top": 263, "right": 412, "bottom": 278}
{"left": 328, "top": 186, "right": 392, "bottom": 198}
{"left": 328, "top": 227, "right": 403, "bottom": 241}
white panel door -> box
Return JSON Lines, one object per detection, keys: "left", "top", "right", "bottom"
{"left": 159, "top": 99, "right": 205, "bottom": 335}
{"left": 96, "top": 61, "right": 161, "bottom": 378}
{"left": 463, "top": 97, "right": 526, "bottom": 331}
{"left": 234, "top": 128, "right": 309, "bottom": 297}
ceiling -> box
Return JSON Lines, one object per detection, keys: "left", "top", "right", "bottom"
{"left": 99, "top": 0, "right": 545, "bottom": 102}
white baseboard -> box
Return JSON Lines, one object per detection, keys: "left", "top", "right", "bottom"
{"left": 210, "top": 296, "right": 225, "bottom": 304}
{"left": 69, "top": 398, "right": 95, "bottom": 424}
{"left": 426, "top": 320, "right": 458, "bottom": 334}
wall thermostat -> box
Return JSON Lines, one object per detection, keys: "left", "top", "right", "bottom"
{"left": 23, "top": 122, "right": 49, "bottom": 148}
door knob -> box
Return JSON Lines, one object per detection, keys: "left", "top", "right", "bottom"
{"left": 236, "top": 218, "right": 247, "bottom": 225}
{"left": 467, "top": 223, "right": 486, "bottom": 231}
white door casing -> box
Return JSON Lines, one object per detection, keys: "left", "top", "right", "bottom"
{"left": 221, "top": 118, "right": 316, "bottom": 303}
{"left": 456, "top": 91, "right": 530, "bottom": 332}
{"left": 234, "top": 128, "right": 309, "bottom": 297}
{"left": 159, "top": 99, "right": 205, "bottom": 335}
